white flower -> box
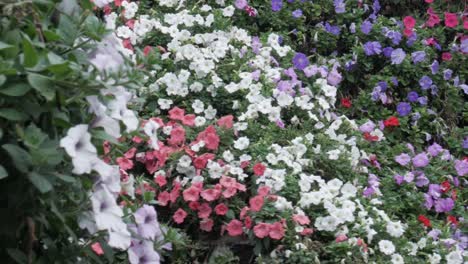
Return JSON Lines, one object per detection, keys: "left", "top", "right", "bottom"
{"left": 428, "top": 253, "right": 441, "bottom": 264}
{"left": 340, "top": 183, "right": 357, "bottom": 198}
{"left": 327, "top": 149, "right": 341, "bottom": 160}
{"left": 445, "top": 251, "right": 463, "bottom": 264}
{"left": 378, "top": 240, "right": 396, "bottom": 255}
{"left": 122, "top": 1, "right": 138, "bottom": 19}
{"left": 234, "top": 137, "right": 250, "bottom": 150}
{"left": 222, "top": 6, "right": 235, "bottom": 17}
{"left": 386, "top": 221, "right": 405, "bottom": 238}
{"left": 194, "top": 116, "right": 206, "bottom": 127}
{"left": 93, "top": 0, "right": 113, "bottom": 8}
{"left": 192, "top": 99, "right": 205, "bottom": 113}
{"left": 60, "top": 124, "right": 96, "bottom": 158}
{"left": 91, "top": 188, "right": 124, "bottom": 231}
{"left": 143, "top": 120, "right": 160, "bottom": 150}
{"left": 158, "top": 98, "right": 173, "bottom": 110}
{"left": 87, "top": 96, "right": 121, "bottom": 138}
{"left": 107, "top": 97, "right": 138, "bottom": 132}
{"left": 391, "top": 253, "right": 404, "bottom": 264}
{"left": 108, "top": 227, "right": 131, "bottom": 250}
{"left": 276, "top": 92, "right": 294, "bottom": 107}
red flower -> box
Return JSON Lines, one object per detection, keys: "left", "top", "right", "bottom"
{"left": 363, "top": 132, "right": 379, "bottom": 142}
{"left": 440, "top": 181, "right": 451, "bottom": 193}
{"left": 442, "top": 52, "right": 452, "bottom": 61}
{"left": 340, "top": 98, "right": 352, "bottom": 108}
{"left": 403, "top": 16, "right": 416, "bottom": 29}
{"left": 444, "top": 12, "right": 458, "bottom": 28}
{"left": 418, "top": 215, "right": 431, "bottom": 227}
{"left": 226, "top": 219, "right": 243, "bottom": 236}
{"left": 447, "top": 215, "right": 459, "bottom": 226}
{"left": 383, "top": 116, "right": 399, "bottom": 127}
{"left": 173, "top": 208, "right": 188, "bottom": 224}
{"left": 253, "top": 163, "right": 266, "bottom": 176}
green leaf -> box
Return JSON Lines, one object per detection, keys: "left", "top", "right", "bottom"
{"left": 28, "top": 171, "right": 53, "bottom": 193}
{"left": 22, "top": 37, "right": 38, "bottom": 67}
{"left": 0, "top": 165, "right": 8, "bottom": 179}
{"left": 27, "top": 73, "right": 55, "bottom": 100}
{"left": 92, "top": 130, "right": 121, "bottom": 145}
{"left": 0, "top": 75, "right": 5, "bottom": 86}
{"left": 6, "top": 248, "right": 28, "bottom": 264}
{"left": 54, "top": 173, "right": 76, "bottom": 183}
{"left": 0, "top": 83, "right": 31, "bottom": 96}
{"left": 2, "top": 144, "right": 31, "bottom": 173}
{"left": 23, "top": 124, "right": 48, "bottom": 149}
{"left": 47, "top": 52, "right": 64, "bottom": 64}
{"left": 0, "top": 41, "right": 13, "bottom": 50}
{"left": 0, "top": 108, "right": 28, "bottom": 121}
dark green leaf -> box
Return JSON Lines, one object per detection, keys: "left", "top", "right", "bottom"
{"left": 22, "top": 37, "right": 38, "bottom": 67}
{"left": 0, "top": 108, "right": 28, "bottom": 121}
{"left": 0, "top": 75, "right": 5, "bottom": 86}
{"left": 0, "top": 165, "right": 8, "bottom": 179}
{"left": 23, "top": 124, "right": 48, "bottom": 149}
{"left": 28, "top": 171, "right": 53, "bottom": 193}
{"left": 47, "top": 52, "right": 64, "bottom": 64}
{"left": 54, "top": 173, "right": 76, "bottom": 183}
{"left": 6, "top": 248, "right": 28, "bottom": 264}
{"left": 2, "top": 144, "right": 32, "bottom": 173}
{"left": 0, "top": 83, "right": 31, "bottom": 96}
{"left": 27, "top": 73, "right": 55, "bottom": 100}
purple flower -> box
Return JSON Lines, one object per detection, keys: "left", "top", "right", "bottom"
{"left": 424, "top": 193, "right": 434, "bottom": 209}
{"left": 359, "top": 120, "right": 375, "bottom": 133}
{"left": 390, "top": 48, "right": 406, "bottom": 64}
{"left": 325, "top": 23, "right": 341, "bottom": 35}
{"left": 363, "top": 187, "right": 375, "bottom": 197}
{"left": 251, "top": 37, "right": 262, "bottom": 54}
{"left": 404, "top": 172, "right": 415, "bottom": 183}
{"left": 235, "top": 0, "right": 248, "bottom": 9}
{"left": 430, "top": 60, "right": 439, "bottom": 74}
{"left": 443, "top": 69, "right": 453, "bottom": 80}
{"left": 460, "top": 38, "right": 468, "bottom": 53}
{"left": 391, "top": 77, "right": 398, "bottom": 86}
{"left": 386, "top": 30, "right": 402, "bottom": 45}
{"left": 434, "top": 198, "right": 454, "bottom": 213}
{"left": 411, "top": 51, "right": 426, "bottom": 64}
{"left": 292, "top": 9, "right": 303, "bottom": 18}
{"left": 407, "top": 91, "right": 419, "bottom": 102}
{"left": 276, "top": 119, "right": 285, "bottom": 128}
{"left": 373, "top": 0, "right": 381, "bottom": 13}
{"left": 428, "top": 184, "right": 441, "bottom": 198}
{"left": 363, "top": 41, "right": 382, "bottom": 56}
{"left": 428, "top": 229, "right": 441, "bottom": 240}
{"left": 395, "top": 153, "right": 411, "bottom": 166}
{"left": 394, "top": 174, "right": 404, "bottom": 185}
{"left": 406, "top": 32, "right": 418, "bottom": 46}
{"left": 454, "top": 159, "right": 468, "bottom": 176}
{"left": 128, "top": 241, "right": 161, "bottom": 264}
{"left": 427, "top": 143, "right": 443, "bottom": 157}
{"left": 134, "top": 205, "right": 161, "bottom": 240}
{"left": 303, "top": 65, "right": 318, "bottom": 77}
{"left": 292, "top": 52, "right": 309, "bottom": 70}
{"left": 271, "top": 0, "right": 283, "bottom": 12}
{"left": 462, "top": 137, "right": 468, "bottom": 149}
{"left": 412, "top": 153, "right": 429, "bottom": 168}
{"left": 419, "top": 76, "right": 432, "bottom": 90}
{"left": 415, "top": 173, "right": 429, "bottom": 187}
{"left": 361, "top": 20, "right": 373, "bottom": 35}
{"left": 396, "top": 102, "right": 412, "bottom": 116}
{"left": 383, "top": 47, "right": 394, "bottom": 57}
{"left": 378, "top": 81, "right": 388, "bottom": 91}
{"left": 327, "top": 65, "right": 342, "bottom": 86}
{"left": 417, "top": 96, "right": 428, "bottom": 105}
{"left": 334, "top": 0, "right": 346, "bottom": 13}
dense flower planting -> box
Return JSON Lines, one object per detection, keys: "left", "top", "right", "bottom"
{"left": 0, "top": 0, "right": 466, "bottom": 263}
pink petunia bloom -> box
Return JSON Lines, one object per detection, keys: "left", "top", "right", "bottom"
{"left": 257, "top": 186, "right": 270, "bottom": 197}
{"left": 168, "top": 126, "right": 186, "bottom": 145}
{"left": 292, "top": 214, "right": 311, "bottom": 225}
{"left": 253, "top": 223, "right": 270, "bottom": 238}
{"left": 442, "top": 52, "right": 452, "bottom": 61}
{"left": 182, "top": 114, "right": 195, "bottom": 126}
{"left": 157, "top": 191, "right": 170, "bottom": 206}
{"left": 214, "top": 203, "right": 228, "bottom": 215}
{"left": 226, "top": 220, "right": 243, "bottom": 236}
{"left": 201, "top": 188, "right": 221, "bottom": 202}
{"left": 253, "top": 163, "right": 266, "bottom": 176}
{"left": 403, "top": 16, "right": 416, "bottom": 29}
{"left": 116, "top": 157, "right": 134, "bottom": 170}
{"left": 217, "top": 115, "right": 234, "bottom": 129}
{"left": 173, "top": 208, "right": 188, "bottom": 224}
{"left": 168, "top": 107, "right": 185, "bottom": 120}
{"left": 222, "top": 187, "right": 237, "bottom": 198}
{"left": 445, "top": 12, "right": 458, "bottom": 28}
{"left": 197, "top": 203, "right": 212, "bottom": 219}
{"left": 200, "top": 218, "right": 214, "bottom": 232}
{"left": 182, "top": 185, "right": 201, "bottom": 202}
{"left": 249, "top": 195, "right": 264, "bottom": 212}
{"left": 269, "top": 222, "right": 285, "bottom": 240}
{"left": 91, "top": 242, "right": 104, "bottom": 255}
{"left": 154, "top": 175, "right": 167, "bottom": 187}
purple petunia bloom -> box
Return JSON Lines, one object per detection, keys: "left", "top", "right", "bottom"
{"left": 406, "top": 32, "right": 418, "bottom": 46}
{"left": 373, "top": 0, "right": 381, "bottom": 13}
{"left": 463, "top": 137, "right": 468, "bottom": 149}
{"left": 454, "top": 159, "right": 468, "bottom": 176}
{"left": 325, "top": 23, "right": 341, "bottom": 35}
{"left": 378, "top": 81, "right": 387, "bottom": 91}
{"left": 428, "top": 229, "right": 441, "bottom": 240}
{"left": 363, "top": 187, "right": 375, "bottom": 197}
{"left": 415, "top": 173, "right": 429, "bottom": 187}
{"left": 427, "top": 143, "right": 443, "bottom": 157}
{"left": 361, "top": 20, "right": 373, "bottom": 35}
{"left": 363, "top": 41, "right": 382, "bottom": 56}
{"left": 428, "top": 184, "right": 442, "bottom": 198}
{"left": 395, "top": 153, "right": 411, "bottom": 166}
{"left": 434, "top": 198, "right": 455, "bottom": 213}
{"left": 391, "top": 77, "right": 398, "bottom": 86}
{"left": 292, "top": 9, "right": 303, "bottom": 18}
{"left": 134, "top": 205, "right": 161, "bottom": 240}
{"left": 404, "top": 172, "right": 415, "bottom": 183}
{"left": 411, "top": 51, "right": 426, "bottom": 64}
{"left": 424, "top": 193, "right": 434, "bottom": 209}
{"left": 271, "top": 0, "right": 283, "bottom": 12}
{"left": 397, "top": 102, "right": 412, "bottom": 116}
{"left": 292, "top": 52, "right": 309, "bottom": 70}
{"left": 413, "top": 153, "right": 430, "bottom": 168}
{"left": 417, "top": 96, "right": 428, "bottom": 105}
{"left": 386, "top": 30, "right": 402, "bottom": 45}
{"left": 359, "top": 120, "right": 375, "bottom": 133}
{"left": 430, "top": 60, "right": 439, "bottom": 74}
{"left": 390, "top": 48, "right": 406, "bottom": 64}
{"left": 419, "top": 76, "right": 432, "bottom": 90}
{"left": 443, "top": 69, "right": 453, "bottom": 80}
{"left": 128, "top": 241, "right": 161, "bottom": 264}
{"left": 394, "top": 174, "right": 404, "bottom": 185}
{"left": 383, "top": 47, "right": 394, "bottom": 57}
{"left": 251, "top": 36, "right": 262, "bottom": 54}
{"left": 234, "top": 0, "right": 248, "bottom": 9}
{"left": 327, "top": 65, "right": 342, "bottom": 86}
{"left": 334, "top": 0, "right": 346, "bottom": 13}
{"left": 407, "top": 91, "right": 419, "bottom": 102}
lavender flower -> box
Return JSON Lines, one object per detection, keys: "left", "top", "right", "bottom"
{"left": 454, "top": 159, "right": 468, "bottom": 176}
{"left": 396, "top": 102, "right": 412, "bottom": 116}
{"left": 427, "top": 143, "right": 443, "bottom": 157}
{"left": 134, "top": 205, "right": 161, "bottom": 240}
{"left": 424, "top": 193, "right": 434, "bottom": 209}
{"left": 359, "top": 120, "right": 375, "bottom": 133}
{"left": 325, "top": 23, "right": 341, "bottom": 35}
{"left": 390, "top": 48, "right": 406, "bottom": 64}
{"left": 334, "top": 0, "right": 346, "bottom": 13}
{"left": 361, "top": 20, "right": 373, "bottom": 35}
{"left": 128, "top": 241, "right": 161, "bottom": 264}
{"left": 407, "top": 91, "right": 419, "bottom": 102}
{"left": 428, "top": 229, "right": 441, "bottom": 240}
{"left": 271, "top": 0, "right": 283, "bottom": 11}
{"left": 419, "top": 76, "right": 432, "bottom": 90}
{"left": 394, "top": 174, "right": 404, "bottom": 185}
{"left": 292, "top": 52, "right": 309, "bottom": 70}
{"left": 434, "top": 198, "right": 454, "bottom": 213}
{"left": 428, "top": 184, "right": 441, "bottom": 198}
{"left": 395, "top": 153, "right": 411, "bottom": 166}
{"left": 415, "top": 173, "right": 429, "bottom": 187}
{"left": 327, "top": 65, "right": 342, "bottom": 86}
{"left": 386, "top": 30, "right": 402, "bottom": 45}
{"left": 411, "top": 51, "right": 426, "bottom": 64}
{"left": 430, "top": 60, "right": 439, "bottom": 74}
{"left": 383, "top": 47, "right": 394, "bottom": 58}
{"left": 292, "top": 9, "right": 303, "bottom": 18}
{"left": 443, "top": 69, "right": 453, "bottom": 80}
{"left": 417, "top": 96, "right": 428, "bottom": 105}
{"left": 363, "top": 41, "right": 382, "bottom": 56}
{"left": 234, "top": 0, "right": 248, "bottom": 9}
{"left": 412, "top": 153, "right": 429, "bottom": 168}
{"left": 463, "top": 137, "right": 468, "bottom": 149}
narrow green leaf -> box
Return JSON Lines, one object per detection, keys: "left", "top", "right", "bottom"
{"left": 0, "top": 75, "right": 5, "bottom": 86}
{"left": 2, "top": 144, "right": 32, "bottom": 173}
{"left": 0, "top": 165, "right": 8, "bottom": 179}
{"left": 6, "top": 248, "right": 28, "bottom": 264}
{"left": 28, "top": 171, "right": 53, "bottom": 193}
{"left": 27, "top": 73, "right": 55, "bottom": 100}
{"left": 0, "top": 41, "right": 13, "bottom": 50}
{"left": 22, "top": 37, "right": 38, "bottom": 67}
{"left": 0, "top": 108, "right": 28, "bottom": 121}
{"left": 0, "top": 83, "right": 31, "bottom": 96}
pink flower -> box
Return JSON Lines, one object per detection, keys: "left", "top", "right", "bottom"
{"left": 124, "top": 147, "right": 137, "bottom": 159}
{"left": 253, "top": 223, "right": 270, "bottom": 238}
{"left": 196, "top": 126, "right": 219, "bottom": 150}
{"left": 197, "top": 203, "right": 212, "bottom": 219}
{"left": 445, "top": 13, "right": 458, "bottom": 28}
{"left": 300, "top": 228, "right": 314, "bottom": 235}
{"left": 116, "top": 157, "right": 134, "bottom": 170}
{"left": 239, "top": 206, "right": 249, "bottom": 219}
{"left": 292, "top": 214, "right": 310, "bottom": 225}
{"left": 154, "top": 175, "right": 167, "bottom": 187}
{"left": 425, "top": 0, "right": 433, "bottom": 3}
{"left": 132, "top": 136, "right": 143, "bottom": 143}
{"left": 193, "top": 153, "right": 215, "bottom": 169}
{"left": 335, "top": 234, "right": 348, "bottom": 243}
{"left": 226, "top": 219, "right": 243, "bottom": 236}
{"left": 217, "top": 115, "right": 234, "bottom": 129}
{"left": 183, "top": 185, "right": 200, "bottom": 202}
{"left": 220, "top": 176, "right": 237, "bottom": 188}
{"left": 235, "top": 182, "right": 246, "bottom": 192}
{"left": 215, "top": 203, "right": 228, "bottom": 215}
{"left": 244, "top": 216, "right": 252, "bottom": 229}
{"left": 168, "top": 107, "right": 185, "bottom": 120}
{"left": 201, "top": 188, "right": 221, "bottom": 202}
{"left": 249, "top": 195, "right": 264, "bottom": 212}
{"left": 173, "top": 208, "right": 188, "bottom": 224}
{"left": 168, "top": 126, "right": 185, "bottom": 145}
{"left": 253, "top": 163, "right": 266, "bottom": 176}
{"left": 200, "top": 218, "right": 214, "bottom": 232}
{"left": 403, "top": 16, "right": 416, "bottom": 29}
{"left": 269, "top": 222, "right": 285, "bottom": 240}
{"left": 157, "top": 191, "right": 170, "bottom": 206}
{"left": 442, "top": 52, "right": 452, "bottom": 61}
{"left": 182, "top": 114, "right": 195, "bottom": 126}
{"left": 143, "top": 46, "right": 153, "bottom": 56}
{"left": 91, "top": 242, "right": 104, "bottom": 255}
{"left": 188, "top": 201, "right": 200, "bottom": 210}
{"left": 257, "top": 186, "right": 270, "bottom": 197}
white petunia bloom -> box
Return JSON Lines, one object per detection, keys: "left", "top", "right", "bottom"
{"left": 386, "top": 221, "right": 406, "bottom": 238}
{"left": 391, "top": 253, "right": 404, "bottom": 264}
{"left": 445, "top": 251, "right": 463, "bottom": 264}
{"left": 91, "top": 188, "right": 125, "bottom": 231}
{"left": 234, "top": 137, "right": 250, "bottom": 150}
{"left": 378, "top": 240, "right": 396, "bottom": 255}
{"left": 143, "top": 120, "right": 160, "bottom": 150}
